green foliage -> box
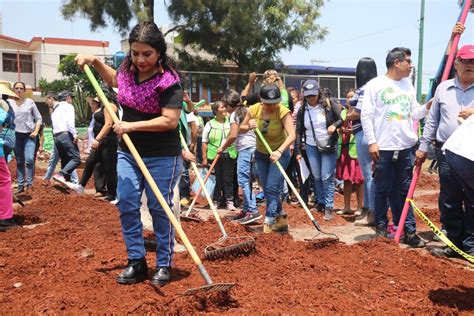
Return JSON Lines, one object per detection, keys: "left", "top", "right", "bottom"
{"left": 61, "top": 0, "right": 154, "bottom": 36}
{"left": 167, "top": 0, "right": 328, "bottom": 72}
{"left": 38, "top": 54, "right": 111, "bottom": 127}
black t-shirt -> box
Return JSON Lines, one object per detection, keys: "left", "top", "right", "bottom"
{"left": 93, "top": 107, "right": 117, "bottom": 142}
{"left": 118, "top": 83, "right": 183, "bottom": 157}
{"left": 242, "top": 92, "right": 259, "bottom": 106}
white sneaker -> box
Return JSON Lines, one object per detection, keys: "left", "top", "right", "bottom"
{"left": 110, "top": 199, "right": 118, "bottom": 205}
{"left": 66, "top": 182, "right": 84, "bottom": 194}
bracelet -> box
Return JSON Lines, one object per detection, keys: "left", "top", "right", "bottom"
{"left": 276, "top": 149, "right": 282, "bottom": 154}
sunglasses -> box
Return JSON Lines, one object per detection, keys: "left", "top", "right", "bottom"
{"left": 459, "top": 58, "right": 474, "bottom": 64}
{"left": 261, "top": 119, "right": 270, "bottom": 134}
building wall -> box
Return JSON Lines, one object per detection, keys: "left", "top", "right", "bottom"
{"left": 0, "top": 40, "right": 34, "bottom": 87}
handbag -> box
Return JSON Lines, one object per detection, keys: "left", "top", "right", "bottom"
{"left": 306, "top": 101, "right": 336, "bottom": 153}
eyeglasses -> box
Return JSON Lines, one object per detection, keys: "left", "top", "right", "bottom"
{"left": 261, "top": 119, "right": 270, "bottom": 134}
{"left": 459, "top": 58, "right": 474, "bottom": 64}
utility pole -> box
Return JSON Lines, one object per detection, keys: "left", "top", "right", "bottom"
{"left": 417, "top": 0, "right": 425, "bottom": 102}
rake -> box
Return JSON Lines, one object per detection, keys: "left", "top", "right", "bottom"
{"left": 254, "top": 128, "right": 339, "bottom": 248}
{"left": 84, "top": 65, "right": 235, "bottom": 296}
{"left": 179, "top": 133, "right": 256, "bottom": 260}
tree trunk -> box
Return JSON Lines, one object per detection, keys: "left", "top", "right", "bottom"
{"left": 143, "top": 0, "right": 154, "bottom": 22}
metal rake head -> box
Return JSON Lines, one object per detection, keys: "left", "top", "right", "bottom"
{"left": 304, "top": 234, "right": 340, "bottom": 249}
{"left": 180, "top": 214, "right": 202, "bottom": 223}
{"left": 181, "top": 282, "right": 237, "bottom": 296}
{"left": 204, "top": 236, "right": 256, "bottom": 261}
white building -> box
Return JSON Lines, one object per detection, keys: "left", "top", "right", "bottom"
{"left": 0, "top": 34, "right": 109, "bottom": 90}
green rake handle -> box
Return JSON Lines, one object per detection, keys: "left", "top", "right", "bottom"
{"left": 83, "top": 65, "right": 215, "bottom": 286}
{"left": 254, "top": 128, "right": 322, "bottom": 231}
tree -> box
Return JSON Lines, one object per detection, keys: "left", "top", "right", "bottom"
{"left": 167, "top": 0, "right": 328, "bottom": 72}
{"left": 61, "top": 0, "right": 154, "bottom": 36}
{"left": 39, "top": 55, "right": 114, "bottom": 126}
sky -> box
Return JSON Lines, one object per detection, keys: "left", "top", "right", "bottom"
{"left": 1, "top": 0, "right": 473, "bottom": 93}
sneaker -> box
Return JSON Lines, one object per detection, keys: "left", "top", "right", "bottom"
{"left": 430, "top": 246, "right": 461, "bottom": 259}
{"left": 226, "top": 201, "right": 239, "bottom": 212}
{"left": 375, "top": 224, "right": 387, "bottom": 238}
{"left": 355, "top": 210, "right": 375, "bottom": 226}
{"left": 323, "top": 208, "right": 334, "bottom": 221}
{"left": 432, "top": 229, "right": 447, "bottom": 242}
{"left": 255, "top": 191, "right": 265, "bottom": 201}
{"left": 315, "top": 203, "right": 325, "bottom": 213}
{"left": 336, "top": 208, "right": 355, "bottom": 215}
{"left": 110, "top": 199, "right": 119, "bottom": 205}
{"left": 229, "top": 211, "right": 246, "bottom": 221}
{"left": 52, "top": 174, "right": 68, "bottom": 187}
{"left": 66, "top": 182, "right": 84, "bottom": 194}
{"left": 354, "top": 208, "right": 365, "bottom": 217}
{"left": 238, "top": 212, "right": 262, "bottom": 225}
{"left": 402, "top": 232, "right": 426, "bottom": 248}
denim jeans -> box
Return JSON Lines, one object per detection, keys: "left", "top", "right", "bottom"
{"left": 44, "top": 144, "right": 78, "bottom": 183}
{"left": 445, "top": 150, "right": 474, "bottom": 252}
{"left": 255, "top": 149, "right": 291, "bottom": 224}
{"left": 373, "top": 147, "right": 417, "bottom": 233}
{"left": 354, "top": 131, "right": 374, "bottom": 210}
{"left": 54, "top": 132, "right": 81, "bottom": 181}
{"left": 14, "top": 132, "right": 36, "bottom": 188}
{"left": 305, "top": 144, "right": 337, "bottom": 209}
{"left": 116, "top": 151, "right": 182, "bottom": 267}
{"left": 237, "top": 147, "right": 257, "bottom": 213}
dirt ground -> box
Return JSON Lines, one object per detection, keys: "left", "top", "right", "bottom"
{"left": 1, "top": 162, "right": 473, "bottom": 314}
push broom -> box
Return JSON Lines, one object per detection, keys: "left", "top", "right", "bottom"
{"left": 179, "top": 133, "right": 256, "bottom": 260}
{"left": 181, "top": 153, "right": 221, "bottom": 222}
{"left": 84, "top": 65, "right": 235, "bottom": 295}
{"left": 254, "top": 128, "right": 339, "bottom": 247}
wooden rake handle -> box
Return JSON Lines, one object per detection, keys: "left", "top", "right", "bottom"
{"left": 184, "top": 153, "right": 221, "bottom": 217}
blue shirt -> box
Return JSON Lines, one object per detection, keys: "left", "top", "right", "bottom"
{"left": 419, "top": 77, "right": 474, "bottom": 152}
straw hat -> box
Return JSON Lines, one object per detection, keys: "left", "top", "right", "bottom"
{"left": 0, "top": 84, "right": 18, "bottom": 99}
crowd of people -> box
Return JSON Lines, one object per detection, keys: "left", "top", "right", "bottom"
{"left": 1, "top": 21, "right": 473, "bottom": 287}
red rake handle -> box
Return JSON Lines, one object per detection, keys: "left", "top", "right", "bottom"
{"left": 441, "top": 0, "right": 471, "bottom": 81}
{"left": 394, "top": 163, "right": 421, "bottom": 243}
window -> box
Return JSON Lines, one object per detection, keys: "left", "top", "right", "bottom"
{"left": 2, "top": 53, "right": 33, "bottom": 73}
{"left": 340, "top": 78, "right": 356, "bottom": 98}
{"left": 319, "top": 77, "right": 338, "bottom": 98}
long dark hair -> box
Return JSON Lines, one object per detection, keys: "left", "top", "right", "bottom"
{"left": 123, "top": 22, "right": 178, "bottom": 77}
{"left": 356, "top": 57, "right": 378, "bottom": 88}
{"left": 222, "top": 89, "right": 246, "bottom": 122}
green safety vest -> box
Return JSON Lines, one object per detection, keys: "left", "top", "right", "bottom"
{"left": 338, "top": 109, "right": 358, "bottom": 159}
{"left": 206, "top": 117, "right": 237, "bottom": 160}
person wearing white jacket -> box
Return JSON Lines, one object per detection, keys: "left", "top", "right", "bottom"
{"left": 361, "top": 47, "right": 430, "bottom": 247}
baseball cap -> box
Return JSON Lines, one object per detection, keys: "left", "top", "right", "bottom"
{"left": 260, "top": 84, "right": 281, "bottom": 104}
{"left": 58, "top": 90, "right": 73, "bottom": 101}
{"left": 456, "top": 45, "right": 474, "bottom": 60}
{"left": 302, "top": 80, "right": 320, "bottom": 97}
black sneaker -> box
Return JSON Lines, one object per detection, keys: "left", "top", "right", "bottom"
{"left": 228, "top": 211, "right": 246, "bottom": 221}
{"left": 402, "top": 232, "right": 426, "bottom": 248}
{"left": 316, "top": 203, "right": 325, "bottom": 213}
{"left": 238, "top": 212, "right": 262, "bottom": 225}
{"left": 375, "top": 224, "right": 387, "bottom": 238}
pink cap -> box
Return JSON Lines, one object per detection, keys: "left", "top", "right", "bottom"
{"left": 456, "top": 45, "right": 474, "bottom": 60}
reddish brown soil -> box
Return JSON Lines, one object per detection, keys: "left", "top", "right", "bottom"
{"left": 1, "top": 164, "right": 473, "bottom": 314}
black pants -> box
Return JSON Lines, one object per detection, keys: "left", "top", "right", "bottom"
{"left": 212, "top": 153, "right": 236, "bottom": 203}
{"left": 54, "top": 132, "right": 80, "bottom": 181}
{"left": 80, "top": 139, "right": 117, "bottom": 198}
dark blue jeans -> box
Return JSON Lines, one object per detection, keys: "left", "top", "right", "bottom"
{"left": 445, "top": 150, "right": 474, "bottom": 253}
{"left": 53, "top": 132, "right": 81, "bottom": 180}
{"left": 374, "top": 147, "right": 417, "bottom": 233}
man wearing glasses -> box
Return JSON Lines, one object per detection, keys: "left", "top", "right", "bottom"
{"left": 361, "top": 47, "right": 431, "bottom": 247}
{"left": 416, "top": 45, "right": 474, "bottom": 259}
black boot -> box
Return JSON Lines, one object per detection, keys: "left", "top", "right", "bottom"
{"left": 116, "top": 258, "right": 148, "bottom": 284}
{"left": 151, "top": 266, "right": 170, "bottom": 286}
